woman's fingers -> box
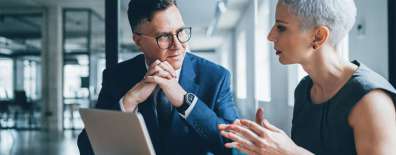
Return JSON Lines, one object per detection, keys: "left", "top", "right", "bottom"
{"left": 239, "top": 142, "right": 265, "bottom": 155}
{"left": 221, "top": 130, "right": 253, "bottom": 146}
{"left": 218, "top": 124, "right": 228, "bottom": 130}
{"left": 256, "top": 108, "right": 265, "bottom": 126}
{"left": 218, "top": 119, "right": 241, "bottom": 131}
{"left": 219, "top": 119, "right": 286, "bottom": 155}
{"left": 234, "top": 119, "right": 242, "bottom": 126}
{"left": 221, "top": 131, "right": 259, "bottom": 154}
{"left": 223, "top": 124, "right": 263, "bottom": 146}
{"left": 262, "top": 119, "right": 282, "bottom": 133}
{"left": 225, "top": 142, "right": 258, "bottom": 155}
{"left": 240, "top": 119, "right": 268, "bottom": 137}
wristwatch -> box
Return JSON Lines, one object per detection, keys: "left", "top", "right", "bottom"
{"left": 177, "top": 93, "right": 196, "bottom": 115}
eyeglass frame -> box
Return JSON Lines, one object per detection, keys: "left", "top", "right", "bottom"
{"left": 134, "top": 27, "right": 192, "bottom": 50}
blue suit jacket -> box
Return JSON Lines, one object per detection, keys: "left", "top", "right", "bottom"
{"left": 77, "top": 53, "right": 239, "bottom": 155}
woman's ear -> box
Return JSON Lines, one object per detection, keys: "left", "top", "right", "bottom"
{"left": 312, "top": 26, "right": 330, "bottom": 50}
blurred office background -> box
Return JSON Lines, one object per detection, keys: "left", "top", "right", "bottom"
{"left": 0, "top": 0, "right": 395, "bottom": 154}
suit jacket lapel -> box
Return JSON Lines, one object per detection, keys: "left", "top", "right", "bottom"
{"left": 179, "top": 53, "right": 200, "bottom": 95}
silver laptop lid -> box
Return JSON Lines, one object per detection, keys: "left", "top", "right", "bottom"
{"left": 79, "top": 108, "right": 156, "bottom": 155}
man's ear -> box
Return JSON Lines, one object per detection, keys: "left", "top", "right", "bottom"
{"left": 133, "top": 33, "right": 142, "bottom": 48}
{"left": 312, "top": 26, "right": 330, "bottom": 50}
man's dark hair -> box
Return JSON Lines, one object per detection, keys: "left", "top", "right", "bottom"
{"left": 127, "top": 0, "right": 177, "bottom": 33}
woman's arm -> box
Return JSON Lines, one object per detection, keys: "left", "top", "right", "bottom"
{"left": 349, "top": 89, "right": 396, "bottom": 155}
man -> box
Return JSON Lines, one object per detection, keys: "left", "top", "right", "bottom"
{"left": 77, "top": 0, "right": 239, "bottom": 154}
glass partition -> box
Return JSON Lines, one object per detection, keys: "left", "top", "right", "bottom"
{"left": 62, "top": 9, "right": 105, "bottom": 130}
{"left": 0, "top": 13, "right": 43, "bottom": 130}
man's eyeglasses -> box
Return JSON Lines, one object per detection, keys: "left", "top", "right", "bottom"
{"left": 135, "top": 27, "right": 192, "bottom": 50}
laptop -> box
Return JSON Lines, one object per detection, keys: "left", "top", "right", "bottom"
{"left": 79, "top": 108, "right": 156, "bottom": 155}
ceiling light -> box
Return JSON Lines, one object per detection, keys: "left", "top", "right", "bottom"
{"left": 206, "top": 0, "right": 228, "bottom": 37}
{"left": 217, "top": 0, "right": 227, "bottom": 13}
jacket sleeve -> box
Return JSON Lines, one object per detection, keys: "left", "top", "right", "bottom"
{"left": 185, "top": 70, "right": 239, "bottom": 155}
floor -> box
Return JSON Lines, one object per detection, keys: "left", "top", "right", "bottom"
{"left": 0, "top": 130, "right": 81, "bottom": 155}
{"left": 0, "top": 101, "right": 88, "bottom": 155}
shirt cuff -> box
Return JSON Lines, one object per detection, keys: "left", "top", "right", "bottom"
{"left": 120, "top": 97, "right": 139, "bottom": 113}
{"left": 119, "top": 97, "right": 126, "bottom": 112}
{"left": 178, "top": 96, "right": 198, "bottom": 119}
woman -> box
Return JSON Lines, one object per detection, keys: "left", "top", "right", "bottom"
{"left": 219, "top": 0, "right": 396, "bottom": 154}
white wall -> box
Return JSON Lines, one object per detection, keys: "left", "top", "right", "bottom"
{"left": 217, "top": 32, "right": 234, "bottom": 72}
{"left": 349, "top": 0, "right": 389, "bottom": 78}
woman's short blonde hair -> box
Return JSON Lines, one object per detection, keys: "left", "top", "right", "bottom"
{"left": 279, "top": 0, "right": 357, "bottom": 47}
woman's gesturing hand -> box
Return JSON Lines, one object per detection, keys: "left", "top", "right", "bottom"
{"left": 218, "top": 108, "right": 313, "bottom": 155}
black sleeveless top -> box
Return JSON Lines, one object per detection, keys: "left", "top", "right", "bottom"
{"left": 291, "top": 60, "right": 396, "bottom": 155}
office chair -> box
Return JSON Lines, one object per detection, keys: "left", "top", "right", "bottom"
{"left": 13, "top": 90, "right": 35, "bottom": 129}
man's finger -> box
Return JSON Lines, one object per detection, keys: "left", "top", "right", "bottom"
{"left": 158, "top": 61, "right": 176, "bottom": 78}
{"left": 144, "top": 76, "right": 155, "bottom": 83}
{"left": 155, "top": 70, "right": 172, "bottom": 80}
{"left": 147, "top": 61, "right": 176, "bottom": 79}
{"left": 149, "top": 60, "right": 161, "bottom": 69}
{"left": 146, "top": 65, "right": 161, "bottom": 76}
{"left": 144, "top": 75, "right": 166, "bottom": 84}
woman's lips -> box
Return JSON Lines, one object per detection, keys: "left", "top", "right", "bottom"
{"left": 276, "top": 50, "right": 282, "bottom": 55}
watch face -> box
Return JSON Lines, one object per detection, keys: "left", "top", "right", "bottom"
{"left": 187, "top": 93, "right": 194, "bottom": 103}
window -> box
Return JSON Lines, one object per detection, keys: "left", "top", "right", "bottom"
{"left": 95, "top": 58, "right": 106, "bottom": 97}
{"left": 63, "top": 55, "right": 89, "bottom": 99}
{"left": 24, "top": 59, "right": 39, "bottom": 100}
{"left": 0, "top": 58, "right": 13, "bottom": 99}
{"left": 255, "top": 0, "right": 271, "bottom": 102}
{"left": 236, "top": 31, "right": 247, "bottom": 99}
